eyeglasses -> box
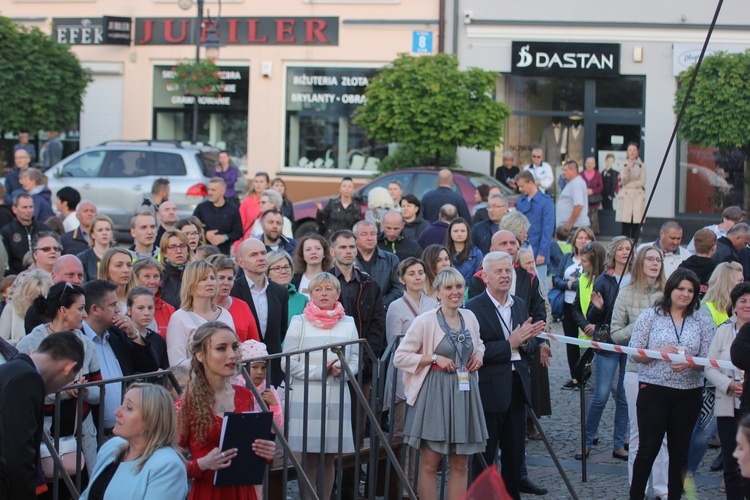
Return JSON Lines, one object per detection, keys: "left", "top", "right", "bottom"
{"left": 37, "top": 246, "right": 62, "bottom": 253}
{"left": 532, "top": 155, "right": 542, "bottom": 158}
{"left": 166, "top": 244, "right": 188, "bottom": 251}
{"left": 183, "top": 231, "right": 200, "bottom": 238}
{"left": 268, "top": 265, "right": 292, "bottom": 273}
{"left": 644, "top": 256, "right": 664, "bottom": 263}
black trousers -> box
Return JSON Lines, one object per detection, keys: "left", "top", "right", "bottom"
{"left": 472, "top": 373, "right": 525, "bottom": 500}
{"left": 622, "top": 222, "right": 640, "bottom": 240}
{"left": 717, "top": 414, "right": 745, "bottom": 500}
{"left": 562, "top": 302, "right": 580, "bottom": 379}
{"left": 630, "top": 383, "right": 702, "bottom": 500}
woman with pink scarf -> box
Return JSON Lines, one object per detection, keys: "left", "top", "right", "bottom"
{"left": 281, "top": 272, "right": 359, "bottom": 500}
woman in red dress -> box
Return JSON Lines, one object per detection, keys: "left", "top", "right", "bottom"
{"left": 177, "top": 321, "right": 275, "bottom": 499}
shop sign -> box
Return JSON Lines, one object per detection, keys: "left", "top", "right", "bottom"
{"left": 285, "top": 67, "right": 377, "bottom": 112}
{"left": 153, "top": 65, "right": 249, "bottom": 108}
{"left": 672, "top": 43, "right": 750, "bottom": 76}
{"left": 53, "top": 17, "right": 132, "bottom": 45}
{"left": 136, "top": 17, "right": 338, "bottom": 46}
{"left": 511, "top": 42, "right": 620, "bottom": 78}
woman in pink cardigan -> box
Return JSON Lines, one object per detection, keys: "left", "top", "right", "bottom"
{"left": 394, "top": 267, "right": 487, "bottom": 500}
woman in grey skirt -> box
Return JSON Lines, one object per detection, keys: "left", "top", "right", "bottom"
{"left": 394, "top": 267, "right": 487, "bottom": 500}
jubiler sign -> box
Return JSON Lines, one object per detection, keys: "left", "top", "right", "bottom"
{"left": 511, "top": 42, "right": 620, "bottom": 78}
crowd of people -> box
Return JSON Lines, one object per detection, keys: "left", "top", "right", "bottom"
{"left": 3, "top": 145, "right": 750, "bottom": 500}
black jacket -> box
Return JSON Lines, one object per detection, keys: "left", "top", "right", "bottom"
{"left": 0, "top": 206, "right": 13, "bottom": 232}
{"left": 579, "top": 272, "right": 622, "bottom": 345}
{"left": 402, "top": 216, "right": 429, "bottom": 242}
{"left": 192, "top": 200, "right": 244, "bottom": 254}
{"left": 420, "top": 186, "right": 471, "bottom": 223}
{"left": 355, "top": 248, "right": 403, "bottom": 308}
{"left": 417, "top": 220, "right": 449, "bottom": 249}
{"left": 730, "top": 322, "right": 750, "bottom": 412}
{"left": 76, "top": 248, "right": 101, "bottom": 283}
{"left": 679, "top": 255, "right": 717, "bottom": 299}
{"left": 263, "top": 235, "right": 297, "bottom": 255}
{"left": 331, "top": 266, "right": 386, "bottom": 382}
{"left": 0, "top": 353, "right": 45, "bottom": 500}
{"left": 159, "top": 259, "right": 184, "bottom": 309}
{"left": 144, "top": 328, "right": 170, "bottom": 370}
{"left": 468, "top": 266, "right": 546, "bottom": 325}
{"left": 316, "top": 197, "right": 361, "bottom": 240}
{"left": 230, "top": 275, "right": 289, "bottom": 386}
{"left": 712, "top": 236, "right": 740, "bottom": 265}
{"left": 377, "top": 233, "right": 423, "bottom": 262}
{"left": 61, "top": 226, "right": 89, "bottom": 256}
{"left": 740, "top": 248, "right": 750, "bottom": 281}
{"left": 465, "top": 292, "right": 536, "bottom": 412}
{"left": 0, "top": 218, "right": 51, "bottom": 275}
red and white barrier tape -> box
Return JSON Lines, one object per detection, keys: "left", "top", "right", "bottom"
{"left": 538, "top": 332, "right": 738, "bottom": 371}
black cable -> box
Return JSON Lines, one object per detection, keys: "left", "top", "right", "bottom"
{"left": 617, "top": 0, "right": 725, "bottom": 285}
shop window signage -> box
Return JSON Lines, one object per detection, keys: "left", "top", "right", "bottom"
{"left": 511, "top": 42, "right": 620, "bottom": 78}
{"left": 53, "top": 17, "right": 132, "bottom": 45}
{"left": 136, "top": 17, "right": 338, "bottom": 46}
{"left": 153, "top": 65, "right": 249, "bottom": 109}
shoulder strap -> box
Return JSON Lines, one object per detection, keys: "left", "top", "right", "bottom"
{"left": 403, "top": 298, "right": 419, "bottom": 318}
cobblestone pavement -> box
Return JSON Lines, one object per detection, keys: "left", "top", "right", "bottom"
{"left": 283, "top": 317, "right": 725, "bottom": 499}
{"left": 525, "top": 319, "right": 723, "bottom": 499}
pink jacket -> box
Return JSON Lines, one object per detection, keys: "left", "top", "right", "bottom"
{"left": 234, "top": 376, "right": 284, "bottom": 433}
{"left": 393, "top": 308, "right": 485, "bottom": 406}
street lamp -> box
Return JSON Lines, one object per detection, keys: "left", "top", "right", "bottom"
{"left": 179, "top": 0, "right": 222, "bottom": 144}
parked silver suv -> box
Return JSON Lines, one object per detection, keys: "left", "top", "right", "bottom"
{"left": 46, "top": 141, "right": 247, "bottom": 240}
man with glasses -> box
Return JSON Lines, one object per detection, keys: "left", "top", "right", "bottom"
{"left": 1, "top": 193, "right": 51, "bottom": 275}
{"left": 193, "top": 177, "right": 243, "bottom": 255}
{"left": 259, "top": 209, "right": 296, "bottom": 254}
{"left": 522, "top": 148, "right": 554, "bottom": 194}
{"left": 471, "top": 193, "right": 509, "bottom": 255}
{"left": 4, "top": 149, "right": 32, "bottom": 205}
{"left": 516, "top": 170, "right": 555, "bottom": 287}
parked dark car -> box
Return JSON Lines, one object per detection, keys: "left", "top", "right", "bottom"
{"left": 292, "top": 168, "right": 518, "bottom": 238}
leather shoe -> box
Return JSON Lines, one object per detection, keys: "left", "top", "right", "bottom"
{"left": 519, "top": 477, "right": 548, "bottom": 495}
{"left": 612, "top": 450, "right": 628, "bottom": 460}
{"left": 574, "top": 448, "right": 590, "bottom": 461}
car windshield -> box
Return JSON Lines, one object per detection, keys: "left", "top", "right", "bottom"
{"left": 196, "top": 151, "right": 219, "bottom": 178}
{"left": 468, "top": 173, "right": 515, "bottom": 196}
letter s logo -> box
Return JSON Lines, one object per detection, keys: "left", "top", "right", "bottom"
{"left": 517, "top": 45, "right": 533, "bottom": 68}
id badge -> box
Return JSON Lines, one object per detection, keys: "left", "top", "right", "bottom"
{"left": 457, "top": 368, "right": 470, "bottom": 392}
{"left": 674, "top": 345, "right": 685, "bottom": 364}
{"left": 511, "top": 348, "right": 521, "bottom": 362}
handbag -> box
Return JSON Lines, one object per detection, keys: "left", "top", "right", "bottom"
{"left": 588, "top": 193, "right": 603, "bottom": 204}
{"left": 40, "top": 399, "right": 85, "bottom": 480}
{"left": 547, "top": 287, "right": 564, "bottom": 318}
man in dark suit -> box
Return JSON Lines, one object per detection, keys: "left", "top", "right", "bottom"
{"left": 465, "top": 251, "right": 545, "bottom": 500}
{"left": 232, "top": 238, "right": 289, "bottom": 386}
{"left": 82, "top": 280, "right": 158, "bottom": 435}
{"left": 420, "top": 169, "right": 471, "bottom": 223}
{"left": 0, "top": 332, "right": 84, "bottom": 500}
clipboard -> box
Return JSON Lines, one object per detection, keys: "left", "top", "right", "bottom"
{"left": 214, "top": 411, "right": 274, "bottom": 487}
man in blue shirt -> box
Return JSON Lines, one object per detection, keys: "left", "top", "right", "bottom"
{"left": 82, "top": 280, "right": 158, "bottom": 435}
{"left": 515, "top": 170, "right": 555, "bottom": 289}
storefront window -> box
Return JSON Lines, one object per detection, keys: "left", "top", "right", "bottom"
{"left": 678, "top": 141, "right": 745, "bottom": 214}
{"left": 284, "top": 66, "right": 387, "bottom": 170}
{"left": 152, "top": 65, "right": 249, "bottom": 166}
{"left": 595, "top": 78, "right": 644, "bottom": 109}
{"left": 500, "top": 75, "right": 584, "bottom": 113}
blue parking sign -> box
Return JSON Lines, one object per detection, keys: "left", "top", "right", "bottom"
{"left": 412, "top": 31, "right": 433, "bottom": 54}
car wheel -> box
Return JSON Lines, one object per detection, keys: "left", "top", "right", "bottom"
{"left": 294, "top": 220, "right": 319, "bottom": 239}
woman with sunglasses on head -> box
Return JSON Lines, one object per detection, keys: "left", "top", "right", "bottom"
{"left": 611, "top": 245, "right": 668, "bottom": 497}
{"left": 98, "top": 247, "right": 135, "bottom": 315}
{"left": 18, "top": 282, "right": 102, "bottom": 473}
{"left": 175, "top": 217, "right": 206, "bottom": 256}
{"left": 552, "top": 226, "right": 595, "bottom": 389}
{"left": 628, "top": 268, "right": 714, "bottom": 500}
{"left": 267, "top": 250, "right": 308, "bottom": 322}
{"left": 158, "top": 230, "right": 193, "bottom": 309}
{"left": 573, "top": 238, "right": 632, "bottom": 461}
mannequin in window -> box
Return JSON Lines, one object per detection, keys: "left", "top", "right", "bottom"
{"left": 540, "top": 118, "right": 567, "bottom": 169}
{"left": 567, "top": 118, "right": 584, "bottom": 166}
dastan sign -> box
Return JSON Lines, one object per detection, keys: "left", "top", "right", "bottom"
{"left": 53, "top": 17, "right": 132, "bottom": 45}
{"left": 511, "top": 42, "right": 620, "bottom": 78}
{"left": 136, "top": 17, "right": 338, "bottom": 46}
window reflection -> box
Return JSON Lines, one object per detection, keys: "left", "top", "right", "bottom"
{"left": 595, "top": 79, "right": 644, "bottom": 109}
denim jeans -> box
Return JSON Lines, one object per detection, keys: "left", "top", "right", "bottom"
{"left": 535, "top": 264, "right": 548, "bottom": 293}
{"left": 686, "top": 387, "right": 717, "bottom": 475}
{"left": 585, "top": 352, "right": 628, "bottom": 450}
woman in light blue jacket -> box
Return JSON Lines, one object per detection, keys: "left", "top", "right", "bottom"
{"left": 80, "top": 383, "right": 187, "bottom": 500}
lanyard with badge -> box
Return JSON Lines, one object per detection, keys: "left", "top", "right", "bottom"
{"left": 733, "top": 323, "right": 745, "bottom": 382}
{"left": 438, "top": 307, "right": 471, "bottom": 391}
{"left": 669, "top": 312, "right": 686, "bottom": 358}
{"left": 496, "top": 307, "right": 521, "bottom": 361}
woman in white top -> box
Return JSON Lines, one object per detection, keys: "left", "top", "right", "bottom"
{"left": 98, "top": 247, "right": 135, "bottom": 314}
{"left": 705, "top": 282, "right": 750, "bottom": 499}
{"left": 166, "top": 260, "right": 235, "bottom": 370}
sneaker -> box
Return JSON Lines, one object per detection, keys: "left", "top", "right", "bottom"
{"left": 562, "top": 380, "right": 579, "bottom": 390}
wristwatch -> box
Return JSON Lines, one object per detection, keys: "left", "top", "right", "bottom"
{"left": 431, "top": 354, "right": 438, "bottom": 365}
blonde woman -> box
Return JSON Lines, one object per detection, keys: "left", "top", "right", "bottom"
{"left": 700, "top": 262, "right": 745, "bottom": 327}
{"left": 77, "top": 214, "right": 116, "bottom": 282}
{"left": 166, "top": 260, "right": 235, "bottom": 370}
{"left": 98, "top": 247, "right": 135, "bottom": 314}
{"left": 81, "top": 383, "right": 188, "bottom": 499}
{"left": 0, "top": 269, "right": 52, "bottom": 346}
